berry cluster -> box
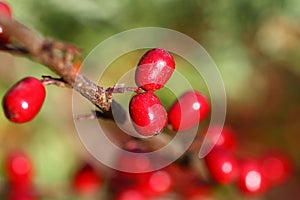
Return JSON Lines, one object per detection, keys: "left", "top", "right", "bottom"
{"left": 109, "top": 146, "right": 210, "bottom": 200}
{"left": 1, "top": 139, "right": 292, "bottom": 199}
{"left": 129, "top": 48, "right": 210, "bottom": 136}
{"left": 104, "top": 127, "right": 293, "bottom": 199}
{"left": 203, "top": 126, "right": 293, "bottom": 195}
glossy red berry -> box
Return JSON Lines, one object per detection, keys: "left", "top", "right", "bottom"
{"left": 2, "top": 77, "right": 46, "bottom": 123}
{"left": 204, "top": 126, "right": 237, "bottom": 152}
{"left": 168, "top": 90, "right": 210, "bottom": 131}
{"left": 5, "top": 151, "right": 33, "bottom": 187}
{"left": 204, "top": 147, "right": 239, "bottom": 184}
{"left": 129, "top": 92, "right": 167, "bottom": 136}
{"left": 237, "top": 159, "right": 268, "bottom": 195}
{"left": 135, "top": 48, "right": 175, "bottom": 91}
{"left": 0, "top": 1, "right": 12, "bottom": 43}
{"left": 260, "top": 151, "right": 292, "bottom": 186}
{"left": 73, "top": 164, "right": 103, "bottom": 195}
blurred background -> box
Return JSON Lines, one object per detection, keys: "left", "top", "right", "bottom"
{"left": 0, "top": 0, "right": 300, "bottom": 199}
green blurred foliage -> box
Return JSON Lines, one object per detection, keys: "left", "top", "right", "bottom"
{"left": 1, "top": 0, "right": 300, "bottom": 199}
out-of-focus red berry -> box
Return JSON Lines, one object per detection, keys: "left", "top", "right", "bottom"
{"left": 204, "top": 147, "right": 239, "bottom": 184}
{"left": 204, "top": 126, "right": 237, "bottom": 152}
{"left": 260, "top": 151, "right": 293, "bottom": 186}
{"left": 5, "top": 151, "right": 33, "bottom": 187}
{"left": 237, "top": 159, "right": 269, "bottom": 195}
{"left": 141, "top": 169, "right": 173, "bottom": 197}
{"left": 72, "top": 164, "right": 103, "bottom": 195}
{"left": 168, "top": 90, "right": 210, "bottom": 131}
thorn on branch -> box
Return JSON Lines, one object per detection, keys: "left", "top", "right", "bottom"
{"left": 74, "top": 109, "right": 116, "bottom": 121}
{"left": 41, "top": 75, "right": 71, "bottom": 88}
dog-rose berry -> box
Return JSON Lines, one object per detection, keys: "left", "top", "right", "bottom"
{"left": 135, "top": 48, "right": 175, "bottom": 91}
{"left": 168, "top": 90, "right": 210, "bottom": 131}
{"left": 2, "top": 77, "right": 46, "bottom": 123}
{"left": 0, "top": 1, "right": 12, "bottom": 43}
{"left": 129, "top": 92, "right": 167, "bottom": 136}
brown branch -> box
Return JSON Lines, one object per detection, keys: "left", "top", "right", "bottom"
{"left": 0, "top": 16, "right": 112, "bottom": 111}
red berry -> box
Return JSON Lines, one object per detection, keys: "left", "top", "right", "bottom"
{"left": 168, "top": 90, "right": 210, "bottom": 131}
{"left": 260, "top": 151, "right": 292, "bottom": 186}
{"left": 204, "top": 126, "right": 237, "bottom": 152}
{"left": 237, "top": 159, "right": 268, "bottom": 195}
{"left": 2, "top": 77, "right": 46, "bottom": 123}
{"left": 135, "top": 48, "right": 175, "bottom": 91}
{"left": 5, "top": 151, "right": 33, "bottom": 187}
{"left": 204, "top": 147, "right": 239, "bottom": 184}
{"left": 142, "top": 169, "right": 173, "bottom": 197}
{"left": 0, "top": 1, "right": 12, "bottom": 43}
{"left": 73, "top": 164, "right": 103, "bottom": 195}
{"left": 129, "top": 92, "right": 167, "bottom": 136}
